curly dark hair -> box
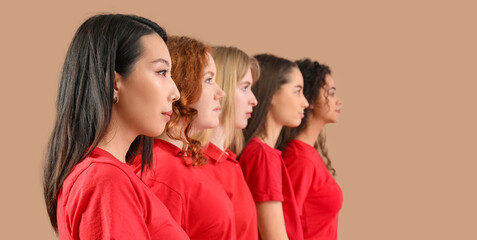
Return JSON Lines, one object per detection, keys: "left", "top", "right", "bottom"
{"left": 276, "top": 58, "right": 336, "bottom": 175}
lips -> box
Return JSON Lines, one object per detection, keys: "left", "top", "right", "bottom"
{"left": 162, "top": 110, "right": 173, "bottom": 121}
{"left": 335, "top": 109, "right": 341, "bottom": 114}
{"left": 213, "top": 106, "right": 221, "bottom": 113}
{"left": 246, "top": 111, "right": 253, "bottom": 119}
{"left": 299, "top": 112, "right": 305, "bottom": 118}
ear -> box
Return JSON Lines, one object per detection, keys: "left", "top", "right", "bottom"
{"left": 114, "top": 71, "right": 123, "bottom": 97}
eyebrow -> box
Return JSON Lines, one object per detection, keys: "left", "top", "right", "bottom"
{"left": 152, "top": 58, "right": 170, "bottom": 66}
{"left": 204, "top": 71, "right": 215, "bottom": 77}
{"left": 295, "top": 85, "right": 303, "bottom": 89}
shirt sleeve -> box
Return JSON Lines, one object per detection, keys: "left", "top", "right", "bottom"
{"left": 286, "top": 154, "right": 315, "bottom": 215}
{"left": 66, "top": 163, "right": 151, "bottom": 240}
{"left": 241, "top": 148, "right": 284, "bottom": 203}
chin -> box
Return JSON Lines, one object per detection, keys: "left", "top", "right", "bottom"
{"left": 208, "top": 121, "right": 220, "bottom": 129}
{"left": 236, "top": 122, "right": 247, "bottom": 129}
{"left": 286, "top": 120, "right": 301, "bottom": 128}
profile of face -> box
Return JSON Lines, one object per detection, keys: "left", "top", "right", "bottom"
{"left": 313, "top": 74, "right": 342, "bottom": 123}
{"left": 235, "top": 67, "right": 258, "bottom": 129}
{"left": 189, "top": 52, "right": 225, "bottom": 130}
{"left": 269, "top": 67, "right": 309, "bottom": 127}
{"left": 114, "top": 33, "right": 180, "bottom": 137}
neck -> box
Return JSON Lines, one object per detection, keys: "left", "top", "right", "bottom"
{"left": 296, "top": 115, "right": 326, "bottom": 146}
{"left": 259, "top": 114, "right": 283, "bottom": 148}
{"left": 97, "top": 118, "right": 136, "bottom": 163}
{"left": 157, "top": 128, "right": 184, "bottom": 149}
{"left": 210, "top": 124, "right": 226, "bottom": 151}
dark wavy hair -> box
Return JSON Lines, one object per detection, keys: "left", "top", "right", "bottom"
{"left": 43, "top": 14, "right": 168, "bottom": 231}
{"left": 276, "top": 58, "right": 336, "bottom": 175}
{"left": 242, "top": 54, "right": 297, "bottom": 149}
{"left": 165, "top": 36, "right": 211, "bottom": 166}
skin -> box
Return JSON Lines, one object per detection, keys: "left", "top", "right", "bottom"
{"left": 97, "top": 33, "right": 180, "bottom": 162}
{"left": 210, "top": 67, "right": 258, "bottom": 150}
{"left": 160, "top": 52, "right": 225, "bottom": 148}
{"left": 235, "top": 68, "right": 258, "bottom": 129}
{"left": 257, "top": 66, "right": 309, "bottom": 240}
{"left": 260, "top": 67, "right": 309, "bottom": 147}
{"left": 189, "top": 52, "right": 226, "bottom": 131}
{"left": 296, "top": 74, "right": 343, "bottom": 146}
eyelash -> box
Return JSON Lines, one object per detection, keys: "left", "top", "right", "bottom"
{"left": 156, "top": 70, "right": 168, "bottom": 77}
{"left": 205, "top": 78, "right": 212, "bottom": 84}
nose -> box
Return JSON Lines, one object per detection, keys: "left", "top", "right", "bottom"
{"left": 302, "top": 96, "right": 309, "bottom": 109}
{"left": 169, "top": 77, "right": 180, "bottom": 102}
{"left": 337, "top": 98, "right": 342, "bottom": 106}
{"left": 250, "top": 93, "right": 258, "bottom": 106}
{"left": 215, "top": 83, "right": 225, "bottom": 100}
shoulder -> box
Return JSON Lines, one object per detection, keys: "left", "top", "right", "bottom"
{"left": 242, "top": 138, "right": 280, "bottom": 159}
{"left": 283, "top": 140, "right": 318, "bottom": 161}
{"left": 64, "top": 158, "right": 137, "bottom": 199}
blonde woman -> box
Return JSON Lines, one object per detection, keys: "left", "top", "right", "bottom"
{"left": 200, "top": 46, "right": 260, "bottom": 240}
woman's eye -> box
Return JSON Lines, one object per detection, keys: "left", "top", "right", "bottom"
{"left": 205, "top": 78, "right": 212, "bottom": 84}
{"left": 157, "top": 70, "right": 167, "bottom": 76}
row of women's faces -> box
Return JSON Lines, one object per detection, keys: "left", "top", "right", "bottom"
{"left": 115, "top": 33, "right": 342, "bottom": 140}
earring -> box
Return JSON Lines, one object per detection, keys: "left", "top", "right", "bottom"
{"left": 113, "top": 95, "right": 119, "bottom": 104}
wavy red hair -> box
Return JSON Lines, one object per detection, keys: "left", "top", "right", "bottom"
{"left": 166, "top": 36, "right": 211, "bottom": 165}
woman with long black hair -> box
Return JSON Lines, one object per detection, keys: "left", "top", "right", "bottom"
{"left": 43, "top": 14, "right": 189, "bottom": 239}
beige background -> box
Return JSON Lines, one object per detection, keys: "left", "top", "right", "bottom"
{"left": 1, "top": 0, "right": 476, "bottom": 239}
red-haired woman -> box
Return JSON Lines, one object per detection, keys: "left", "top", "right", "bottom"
{"left": 134, "top": 36, "right": 236, "bottom": 240}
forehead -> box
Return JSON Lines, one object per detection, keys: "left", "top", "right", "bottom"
{"left": 238, "top": 67, "right": 253, "bottom": 84}
{"left": 285, "top": 67, "right": 304, "bottom": 85}
{"left": 203, "top": 52, "right": 216, "bottom": 73}
{"left": 138, "top": 33, "right": 171, "bottom": 62}
{"left": 324, "top": 74, "right": 335, "bottom": 87}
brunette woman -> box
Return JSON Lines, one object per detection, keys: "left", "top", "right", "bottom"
{"left": 240, "top": 54, "right": 309, "bottom": 240}
{"left": 277, "top": 59, "right": 343, "bottom": 240}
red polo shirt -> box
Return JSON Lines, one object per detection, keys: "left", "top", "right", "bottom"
{"left": 282, "top": 139, "right": 343, "bottom": 240}
{"left": 57, "top": 147, "right": 189, "bottom": 240}
{"left": 202, "top": 143, "right": 259, "bottom": 240}
{"left": 239, "top": 137, "right": 304, "bottom": 240}
{"left": 134, "top": 139, "right": 236, "bottom": 240}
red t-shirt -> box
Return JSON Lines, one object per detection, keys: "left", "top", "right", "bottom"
{"left": 134, "top": 139, "right": 236, "bottom": 240}
{"left": 239, "top": 137, "right": 304, "bottom": 240}
{"left": 282, "top": 139, "right": 343, "bottom": 240}
{"left": 201, "top": 143, "right": 259, "bottom": 240}
{"left": 57, "top": 147, "right": 189, "bottom": 240}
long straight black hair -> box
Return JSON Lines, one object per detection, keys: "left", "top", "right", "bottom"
{"left": 242, "top": 54, "right": 297, "bottom": 150}
{"left": 43, "top": 14, "right": 167, "bottom": 231}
